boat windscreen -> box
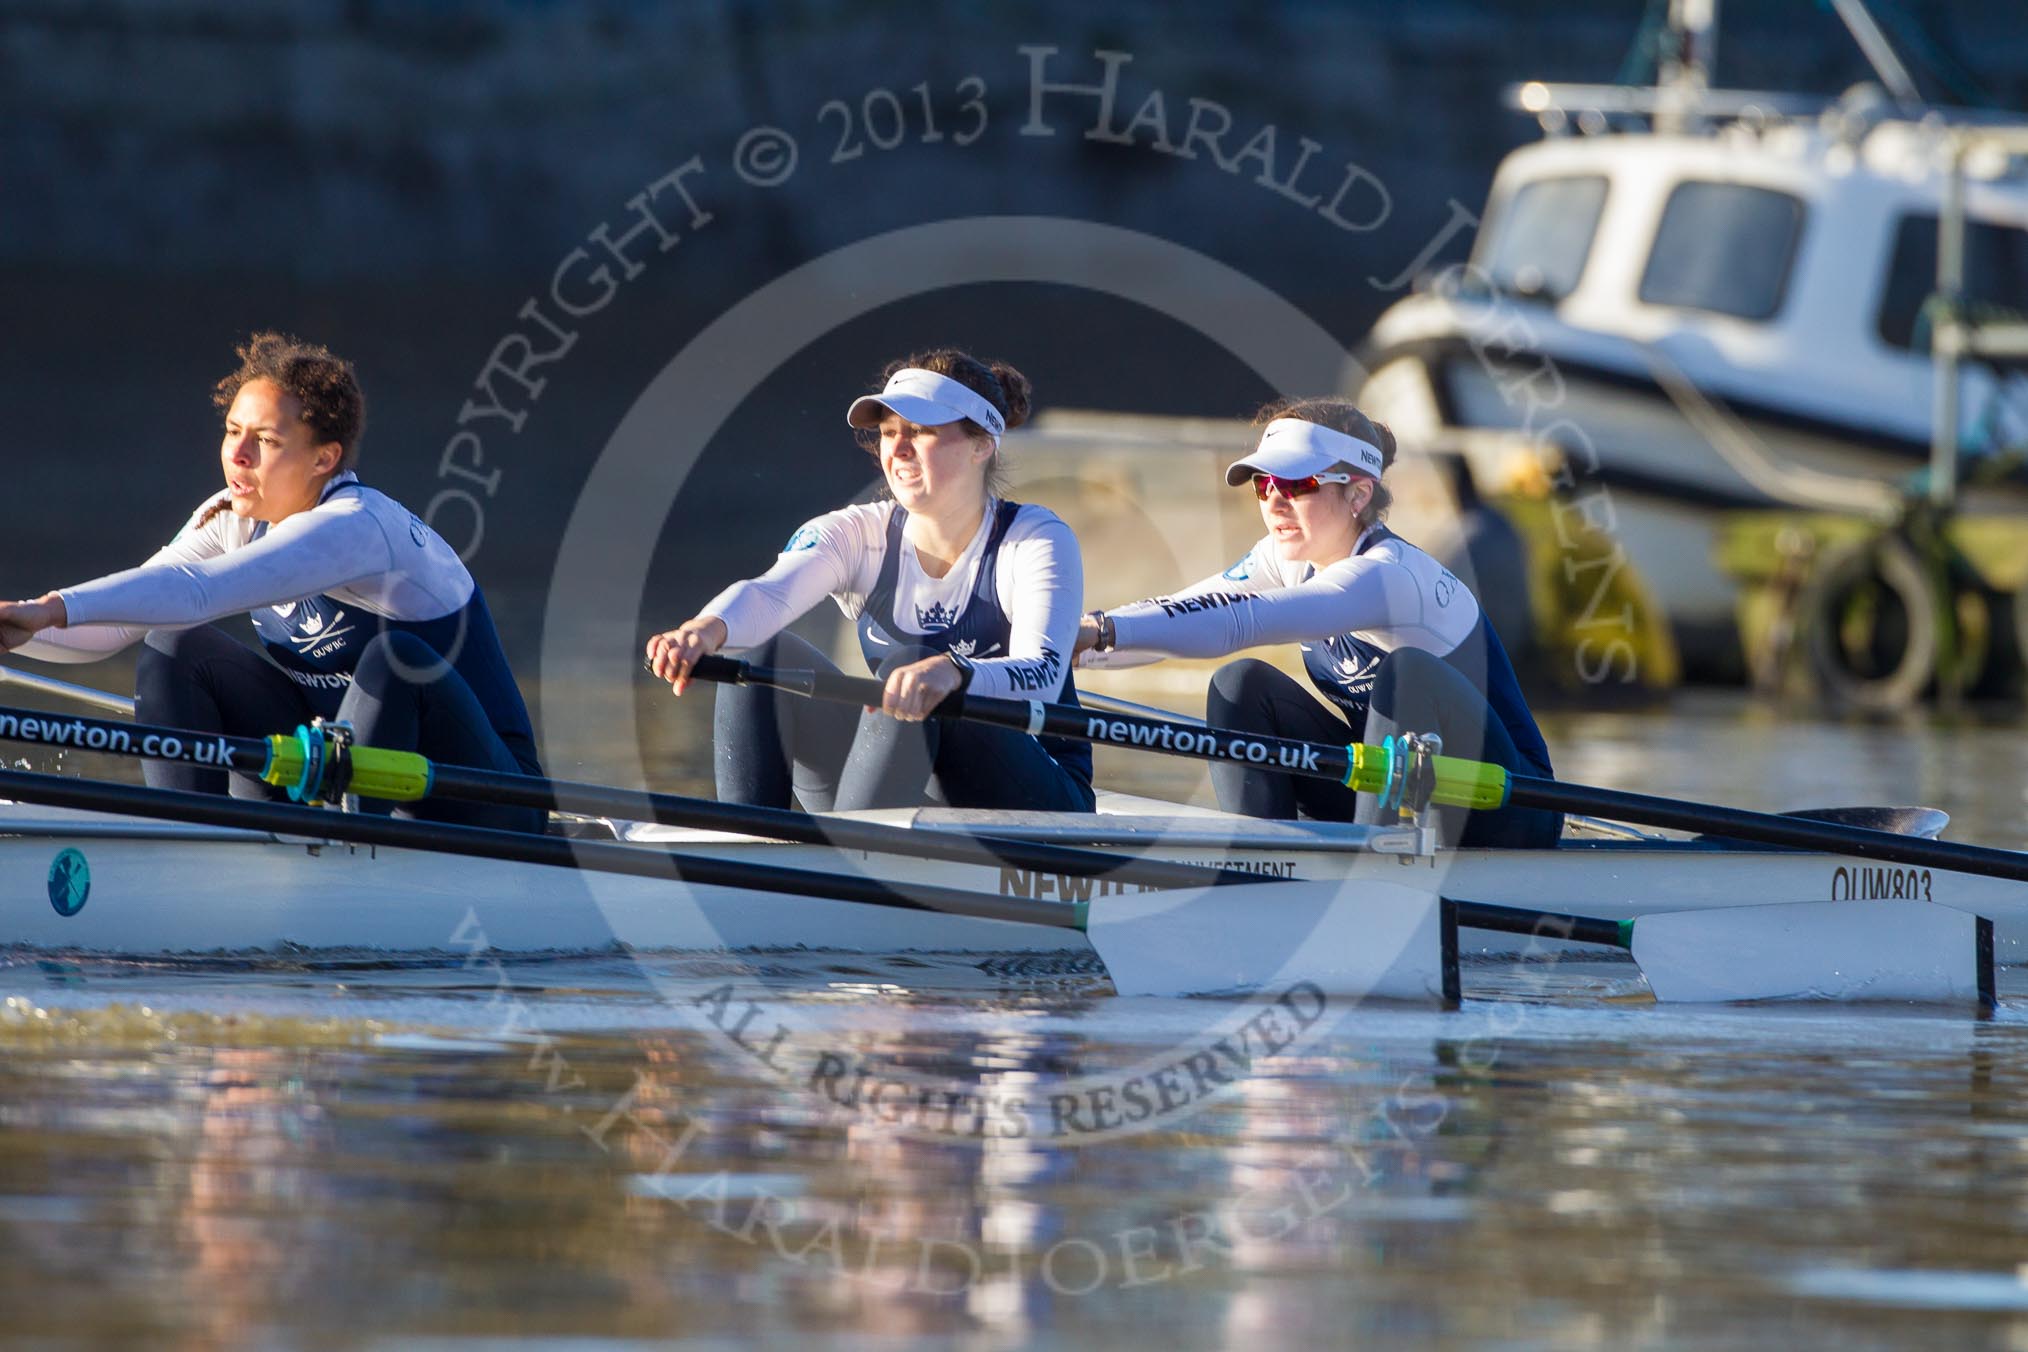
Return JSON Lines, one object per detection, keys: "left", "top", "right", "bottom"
{"left": 1638, "top": 181, "right": 1805, "bottom": 321}
{"left": 1877, "top": 213, "right": 2028, "bottom": 351}
{"left": 1477, "top": 174, "right": 1608, "bottom": 301}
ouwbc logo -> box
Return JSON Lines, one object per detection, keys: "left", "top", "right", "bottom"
{"left": 291, "top": 605, "right": 357, "bottom": 652}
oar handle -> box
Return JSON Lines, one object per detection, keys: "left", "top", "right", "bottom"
{"left": 689, "top": 655, "right": 1510, "bottom": 811}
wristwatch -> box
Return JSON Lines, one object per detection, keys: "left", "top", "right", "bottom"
{"left": 1087, "top": 610, "right": 1117, "bottom": 652}
{"left": 944, "top": 649, "right": 975, "bottom": 690}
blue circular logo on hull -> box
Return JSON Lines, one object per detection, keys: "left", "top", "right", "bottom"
{"left": 47, "top": 849, "right": 90, "bottom": 917}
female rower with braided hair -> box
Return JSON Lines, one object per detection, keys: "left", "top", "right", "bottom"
{"left": 0, "top": 332, "right": 542, "bottom": 830}
{"left": 1076, "top": 397, "right": 1560, "bottom": 847}
{"left": 647, "top": 347, "right": 1093, "bottom": 812}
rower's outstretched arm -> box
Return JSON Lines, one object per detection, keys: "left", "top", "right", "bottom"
{"left": 57, "top": 501, "right": 393, "bottom": 632}
{"left": 2, "top": 498, "right": 231, "bottom": 662}
{"left": 2, "top": 606, "right": 155, "bottom": 663}
{"left": 696, "top": 508, "right": 862, "bottom": 650}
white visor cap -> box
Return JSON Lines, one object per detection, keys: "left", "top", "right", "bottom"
{"left": 1223, "top": 418, "right": 1386, "bottom": 486}
{"left": 845, "top": 368, "right": 1006, "bottom": 442}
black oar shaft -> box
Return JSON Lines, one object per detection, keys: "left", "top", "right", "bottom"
{"left": 0, "top": 767, "right": 1084, "bottom": 932}
{"left": 1509, "top": 776, "right": 2028, "bottom": 884}
{"left": 1451, "top": 899, "right": 1629, "bottom": 948}
{"left": 0, "top": 705, "right": 271, "bottom": 775}
{"left": 692, "top": 659, "right": 2028, "bottom": 886}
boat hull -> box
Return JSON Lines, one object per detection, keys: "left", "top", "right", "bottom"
{"left": 6, "top": 804, "right": 2021, "bottom": 964}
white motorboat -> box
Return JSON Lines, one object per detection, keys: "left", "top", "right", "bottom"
{"left": 1351, "top": 2, "right": 2028, "bottom": 659}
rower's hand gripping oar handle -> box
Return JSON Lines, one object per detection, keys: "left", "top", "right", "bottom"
{"left": 686, "top": 654, "right": 1511, "bottom": 813}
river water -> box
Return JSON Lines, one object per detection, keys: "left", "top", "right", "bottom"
{"left": 6, "top": 692, "right": 2028, "bottom": 1349}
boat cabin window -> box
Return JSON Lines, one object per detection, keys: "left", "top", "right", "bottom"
{"left": 1477, "top": 175, "right": 1607, "bottom": 301}
{"left": 1876, "top": 214, "right": 2028, "bottom": 351}
{"left": 1638, "top": 182, "right": 1804, "bottom": 321}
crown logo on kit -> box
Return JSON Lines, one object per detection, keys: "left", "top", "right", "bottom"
{"left": 916, "top": 601, "right": 958, "bottom": 631}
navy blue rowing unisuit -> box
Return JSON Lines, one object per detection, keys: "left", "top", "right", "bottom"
{"left": 247, "top": 576, "right": 537, "bottom": 775}
{"left": 855, "top": 500, "right": 1092, "bottom": 786}
{"left": 42, "top": 471, "right": 539, "bottom": 777}
{"left": 1297, "top": 527, "right": 1551, "bottom": 777}
{"left": 1102, "top": 521, "right": 1551, "bottom": 777}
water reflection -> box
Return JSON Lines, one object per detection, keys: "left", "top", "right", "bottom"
{"left": 178, "top": 1050, "right": 323, "bottom": 1350}
{"left": 574, "top": 1004, "right": 1479, "bottom": 1343}
{"left": 0, "top": 993, "right": 2019, "bottom": 1345}
{"left": 7, "top": 951, "right": 2028, "bottom": 1342}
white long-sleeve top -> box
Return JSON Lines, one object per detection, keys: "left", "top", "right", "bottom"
{"left": 19, "top": 473, "right": 475, "bottom": 663}
{"left": 702, "top": 499, "right": 1082, "bottom": 702}
{"left": 1101, "top": 525, "right": 1480, "bottom": 661}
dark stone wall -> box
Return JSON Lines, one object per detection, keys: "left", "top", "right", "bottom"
{"left": 3, "top": 0, "right": 2020, "bottom": 659}
{"left": 10, "top": 1, "right": 2020, "bottom": 285}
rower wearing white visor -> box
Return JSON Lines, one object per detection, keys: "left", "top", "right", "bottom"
{"left": 1075, "top": 398, "right": 1560, "bottom": 848}
{"left": 646, "top": 349, "right": 1094, "bottom": 812}
{"left": 0, "top": 332, "right": 542, "bottom": 832}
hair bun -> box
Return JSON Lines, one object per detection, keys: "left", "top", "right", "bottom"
{"left": 1368, "top": 417, "right": 1397, "bottom": 462}
{"left": 988, "top": 361, "right": 1032, "bottom": 431}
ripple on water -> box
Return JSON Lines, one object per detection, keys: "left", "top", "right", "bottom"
{"left": 1788, "top": 1266, "right": 2028, "bottom": 1312}
{"left": 0, "top": 993, "right": 387, "bottom": 1048}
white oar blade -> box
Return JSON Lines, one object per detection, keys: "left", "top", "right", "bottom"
{"left": 1086, "top": 880, "right": 1458, "bottom": 1004}
{"left": 1631, "top": 900, "right": 1995, "bottom": 1006}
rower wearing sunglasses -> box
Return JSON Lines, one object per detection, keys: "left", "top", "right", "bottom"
{"left": 1075, "top": 398, "right": 1559, "bottom": 847}
{"left": 646, "top": 349, "right": 1093, "bottom": 813}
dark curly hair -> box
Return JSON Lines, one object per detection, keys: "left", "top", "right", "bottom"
{"left": 855, "top": 347, "right": 1032, "bottom": 499}
{"left": 1250, "top": 396, "right": 1397, "bottom": 527}
{"left": 196, "top": 333, "right": 367, "bottom": 527}
{"left": 213, "top": 332, "right": 366, "bottom": 465}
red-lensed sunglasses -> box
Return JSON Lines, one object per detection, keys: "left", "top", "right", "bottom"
{"left": 1250, "top": 472, "right": 1353, "bottom": 501}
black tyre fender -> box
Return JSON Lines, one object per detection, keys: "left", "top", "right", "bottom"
{"left": 1799, "top": 535, "right": 1937, "bottom": 713}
